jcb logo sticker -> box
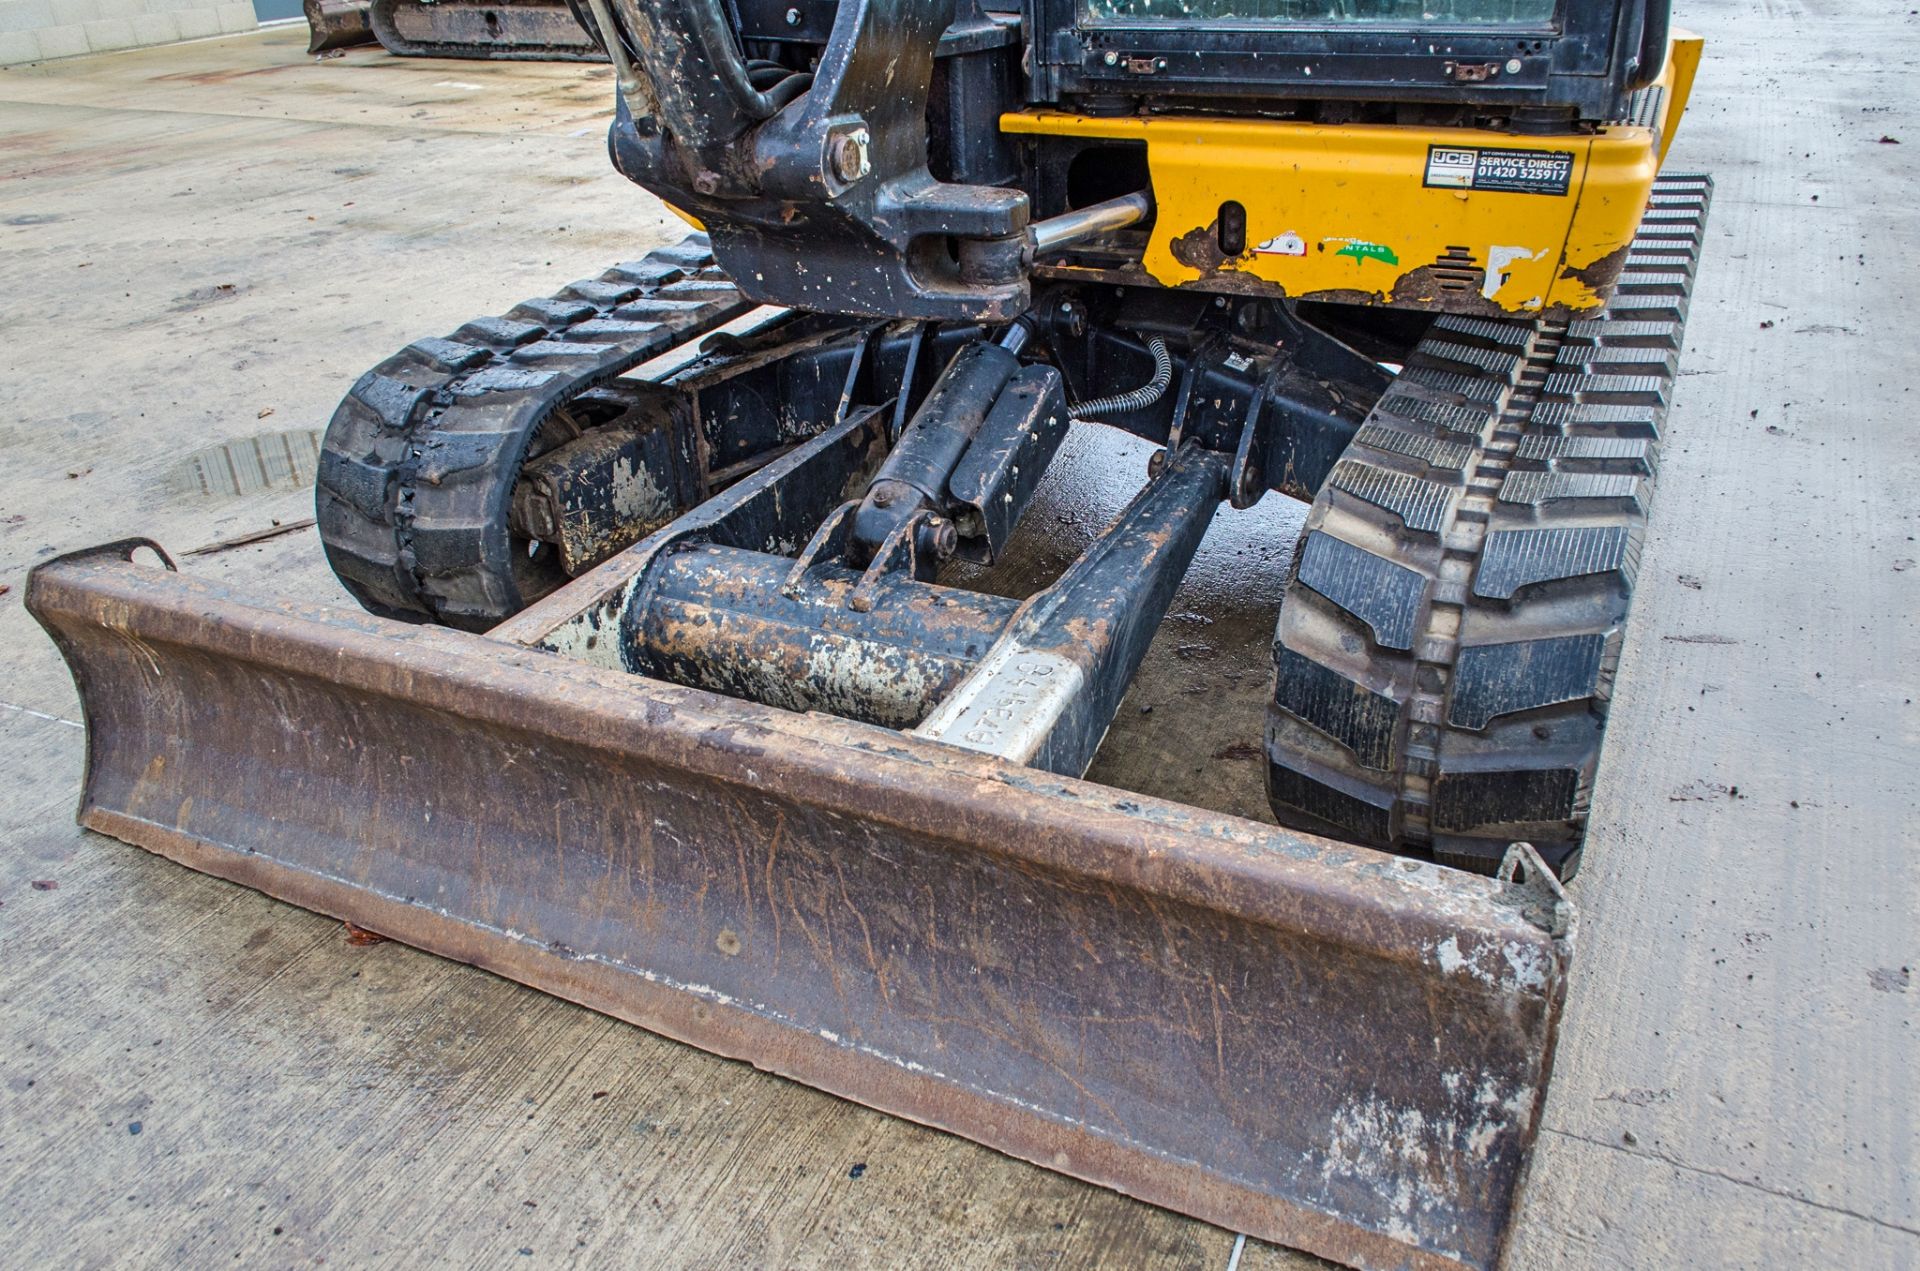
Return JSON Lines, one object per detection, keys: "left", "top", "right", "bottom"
{"left": 1424, "top": 145, "right": 1574, "bottom": 196}
{"left": 1426, "top": 148, "right": 1479, "bottom": 188}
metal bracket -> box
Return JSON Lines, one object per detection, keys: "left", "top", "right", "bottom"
{"left": 1499, "top": 841, "right": 1576, "bottom": 939}
{"left": 1228, "top": 363, "right": 1281, "bottom": 510}
{"left": 782, "top": 500, "right": 859, "bottom": 599}
{"left": 848, "top": 508, "right": 933, "bottom": 612}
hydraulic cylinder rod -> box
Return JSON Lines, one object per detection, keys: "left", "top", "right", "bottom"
{"left": 1029, "top": 192, "right": 1153, "bottom": 254}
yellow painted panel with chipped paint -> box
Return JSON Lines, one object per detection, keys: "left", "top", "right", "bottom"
{"left": 1003, "top": 111, "right": 1663, "bottom": 316}
{"left": 1002, "top": 40, "right": 1696, "bottom": 318}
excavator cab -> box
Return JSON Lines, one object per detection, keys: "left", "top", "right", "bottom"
{"left": 29, "top": 0, "right": 1710, "bottom": 1262}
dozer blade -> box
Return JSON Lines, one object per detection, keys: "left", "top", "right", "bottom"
{"left": 29, "top": 541, "right": 1573, "bottom": 1271}
{"left": 303, "top": 0, "right": 375, "bottom": 53}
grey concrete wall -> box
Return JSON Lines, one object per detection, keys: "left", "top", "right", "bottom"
{"left": 0, "top": 0, "right": 256, "bottom": 66}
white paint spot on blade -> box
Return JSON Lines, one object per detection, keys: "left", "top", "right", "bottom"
{"left": 1502, "top": 939, "right": 1551, "bottom": 990}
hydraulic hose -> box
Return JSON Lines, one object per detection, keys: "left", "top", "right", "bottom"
{"left": 1074, "top": 337, "right": 1173, "bottom": 422}
{"left": 596, "top": 0, "right": 812, "bottom": 131}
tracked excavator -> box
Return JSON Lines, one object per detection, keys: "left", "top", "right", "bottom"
{"left": 30, "top": 0, "right": 1706, "bottom": 1263}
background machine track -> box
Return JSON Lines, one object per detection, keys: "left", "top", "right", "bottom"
{"left": 364, "top": 0, "right": 605, "bottom": 60}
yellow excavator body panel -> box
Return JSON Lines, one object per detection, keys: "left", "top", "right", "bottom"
{"left": 1003, "top": 33, "right": 1700, "bottom": 319}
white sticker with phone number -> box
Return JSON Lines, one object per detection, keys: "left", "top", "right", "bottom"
{"left": 1424, "top": 145, "right": 1574, "bottom": 196}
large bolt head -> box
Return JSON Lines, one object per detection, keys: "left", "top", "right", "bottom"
{"left": 830, "top": 130, "right": 871, "bottom": 183}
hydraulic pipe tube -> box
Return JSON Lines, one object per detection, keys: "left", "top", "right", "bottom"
{"left": 996, "top": 319, "right": 1034, "bottom": 357}
{"left": 1028, "top": 192, "right": 1153, "bottom": 254}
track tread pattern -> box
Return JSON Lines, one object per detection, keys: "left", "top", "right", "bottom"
{"left": 1496, "top": 469, "right": 1646, "bottom": 511}
{"left": 1353, "top": 423, "right": 1477, "bottom": 474}
{"left": 1373, "top": 393, "right": 1498, "bottom": 438}
{"left": 1296, "top": 531, "right": 1427, "bottom": 651}
{"left": 1326, "top": 461, "right": 1455, "bottom": 535}
{"left": 1267, "top": 174, "right": 1712, "bottom": 879}
{"left": 1271, "top": 649, "right": 1402, "bottom": 771}
{"left": 1448, "top": 633, "right": 1611, "bottom": 730}
{"left": 316, "top": 233, "right": 748, "bottom": 630}
{"left": 1511, "top": 434, "right": 1654, "bottom": 470}
{"left": 1474, "top": 526, "right": 1633, "bottom": 600}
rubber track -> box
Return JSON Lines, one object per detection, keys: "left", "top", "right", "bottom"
{"left": 1266, "top": 174, "right": 1712, "bottom": 880}
{"left": 316, "top": 234, "right": 749, "bottom": 631}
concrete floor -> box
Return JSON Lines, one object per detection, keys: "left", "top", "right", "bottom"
{"left": 0, "top": 12, "right": 1914, "bottom": 1269}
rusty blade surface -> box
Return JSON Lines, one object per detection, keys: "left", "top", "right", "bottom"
{"left": 304, "top": 0, "right": 374, "bottom": 52}
{"left": 28, "top": 544, "right": 1571, "bottom": 1271}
